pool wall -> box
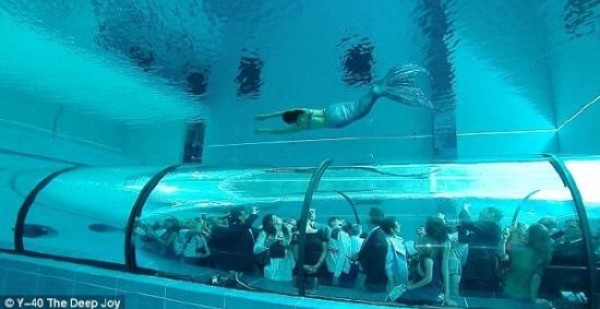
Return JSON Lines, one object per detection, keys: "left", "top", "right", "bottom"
{"left": 0, "top": 253, "right": 393, "bottom": 309}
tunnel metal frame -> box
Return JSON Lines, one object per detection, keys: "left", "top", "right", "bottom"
{"left": 544, "top": 154, "right": 598, "bottom": 308}
{"left": 6, "top": 165, "right": 136, "bottom": 273}
{"left": 124, "top": 164, "right": 182, "bottom": 272}
{"left": 14, "top": 166, "right": 80, "bottom": 252}
{"left": 296, "top": 158, "right": 334, "bottom": 296}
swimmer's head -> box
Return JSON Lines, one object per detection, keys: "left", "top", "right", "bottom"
{"left": 282, "top": 109, "right": 306, "bottom": 124}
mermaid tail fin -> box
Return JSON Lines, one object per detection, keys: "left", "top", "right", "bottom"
{"left": 375, "top": 64, "right": 433, "bottom": 108}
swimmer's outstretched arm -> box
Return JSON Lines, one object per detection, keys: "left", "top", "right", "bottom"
{"left": 255, "top": 109, "right": 290, "bottom": 121}
{"left": 256, "top": 108, "right": 311, "bottom": 121}
{"left": 254, "top": 126, "right": 305, "bottom": 135}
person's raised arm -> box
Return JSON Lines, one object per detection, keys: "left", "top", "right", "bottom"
{"left": 253, "top": 231, "right": 269, "bottom": 254}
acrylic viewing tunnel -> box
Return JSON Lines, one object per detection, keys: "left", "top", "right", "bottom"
{"left": 1, "top": 155, "right": 599, "bottom": 309}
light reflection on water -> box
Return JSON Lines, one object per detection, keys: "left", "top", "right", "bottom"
{"left": 0, "top": 0, "right": 597, "bottom": 123}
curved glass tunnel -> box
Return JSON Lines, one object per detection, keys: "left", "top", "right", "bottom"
{"left": 2, "top": 155, "right": 599, "bottom": 309}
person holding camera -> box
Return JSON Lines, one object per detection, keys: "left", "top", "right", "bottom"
{"left": 254, "top": 214, "right": 295, "bottom": 282}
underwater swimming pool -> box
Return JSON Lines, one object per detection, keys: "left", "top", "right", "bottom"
{"left": 1, "top": 1, "right": 599, "bottom": 309}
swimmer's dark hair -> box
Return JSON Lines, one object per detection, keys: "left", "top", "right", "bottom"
{"left": 282, "top": 109, "right": 306, "bottom": 124}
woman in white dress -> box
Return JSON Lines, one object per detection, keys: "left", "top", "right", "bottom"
{"left": 381, "top": 217, "right": 409, "bottom": 292}
{"left": 253, "top": 214, "right": 296, "bottom": 281}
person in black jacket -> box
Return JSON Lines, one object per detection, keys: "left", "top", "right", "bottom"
{"left": 457, "top": 203, "right": 503, "bottom": 297}
{"left": 209, "top": 206, "right": 260, "bottom": 273}
{"left": 358, "top": 207, "right": 388, "bottom": 292}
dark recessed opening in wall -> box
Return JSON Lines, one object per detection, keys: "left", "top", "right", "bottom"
{"left": 186, "top": 70, "right": 209, "bottom": 96}
{"left": 183, "top": 122, "right": 205, "bottom": 164}
{"left": 236, "top": 56, "right": 263, "bottom": 98}
{"left": 341, "top": 38, "right": 374, "bottom": 86}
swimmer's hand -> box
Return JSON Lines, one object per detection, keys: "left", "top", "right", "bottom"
{"left": 255, "top": 114, "right": 268, "bottom": 121}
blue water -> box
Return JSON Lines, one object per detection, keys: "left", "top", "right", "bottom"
{"left": 0, "top": 1, "right": 598, "bottom": 160}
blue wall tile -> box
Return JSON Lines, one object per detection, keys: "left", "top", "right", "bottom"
{"left": 116, "top": 276, "right": 166, "bottom": 297}
{"left": 295, "top": 298, "right": 390, "bottom": 309}
{"left": 125, "top": 293, "right": 165, "bottom": 309}
{"left": 166, "top": 283, "right": 226, "bottom": 308}
{"left": 1, "top": 269, "right": 39, "bottom": 295}
{"left": 72, "top": 283, "right": 116, "bottom": 296}
{"left": 0, "top": 258, "right": 40, "bottom": 273}
{"left": 36, "top": 275, "right": 73, "bottom": 296}
{"left": 0, "top": 267, "right": 4, "bottom": 294}
{"left": 165, "top": 299, "right": 220, "bottom": 309}
{"left": 224, "top": 290, "right": 299, "bottom": 309}
{"left": 74, "top": 272, "right": 118, "bottom": 289}
{"left": 37, "top": 265, "right": 77, "bottom": 280}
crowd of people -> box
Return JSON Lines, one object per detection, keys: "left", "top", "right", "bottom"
{"left": 134, "top": 202, "right": 586, "bottom": 307}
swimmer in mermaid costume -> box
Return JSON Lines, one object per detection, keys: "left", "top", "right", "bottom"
{"left": 254, "top": 64, "right": 432, "bottom": 134}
